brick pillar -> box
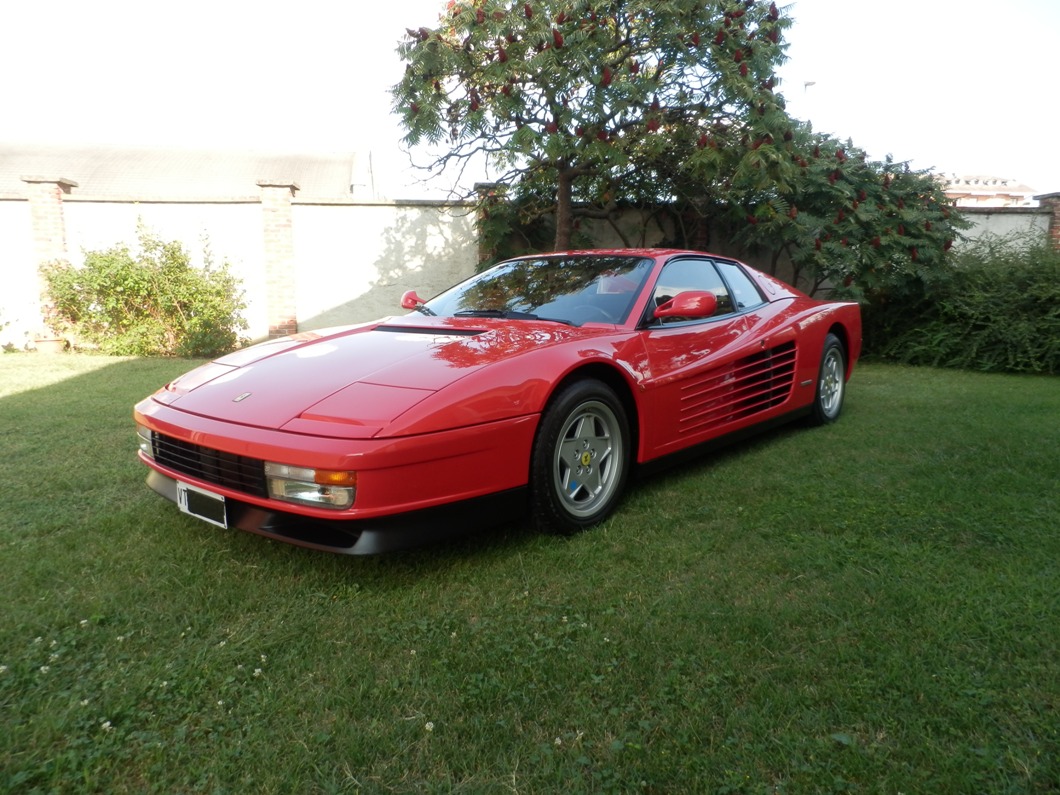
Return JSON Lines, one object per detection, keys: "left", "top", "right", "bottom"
{"left": 21, "top": 176, "right": 78, "bottom": 336}
{"left": 22, "top": 175, "right": 77, "bottom": 261}
{"left": 1035, "top": 193, "right": 1060, "bottom": 251}
{"left": 258, "top": 180, "right": 300, "bottom": 338}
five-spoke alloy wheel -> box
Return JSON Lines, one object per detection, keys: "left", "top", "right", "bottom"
{"left": 531, "top": 379, "right": 630, "bottom": 535}
{"left": 808, "top": 333, "right": 846, "bottom": 425}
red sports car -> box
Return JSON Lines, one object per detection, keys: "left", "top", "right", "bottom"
{"left": 134, "top": 249, "right": 861, "bottom": 554}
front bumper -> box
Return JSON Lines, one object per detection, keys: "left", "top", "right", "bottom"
{"left": 135, "top": 400, "right": 539, "bottom": 520}
{"left": 147, "top": 469, "right": 525, "bottom": 554}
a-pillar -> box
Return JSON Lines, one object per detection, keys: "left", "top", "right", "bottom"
{"left": 258, "top": 180, "right": 300, "bottom": 338}
{"left": 474, "top": 181, "right": 503, "bottom": 265}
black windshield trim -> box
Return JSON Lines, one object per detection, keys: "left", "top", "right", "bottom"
{"left": 375, "top": 325, "right": 482, "bottom": 337}
{"left": 453, "top": 309, "right": 574, "bottom": 326}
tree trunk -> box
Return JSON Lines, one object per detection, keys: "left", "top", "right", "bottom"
{"left": 553, "top": 166, "right": 574, "bottom": 251}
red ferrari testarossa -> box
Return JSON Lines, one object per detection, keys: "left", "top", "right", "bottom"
{"left": 134, "top": 249, "right": 861, "bottom": 553}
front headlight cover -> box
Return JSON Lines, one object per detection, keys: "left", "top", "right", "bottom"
{"left": 264, "top": 462, "right": 356, "bottom": 510}
{"left": 136, "top": 425, "right": 154, "bottom": 459}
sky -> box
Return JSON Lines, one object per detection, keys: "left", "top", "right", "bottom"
{"left": 3, "top": 0, "right": 1059, "bottom": 197}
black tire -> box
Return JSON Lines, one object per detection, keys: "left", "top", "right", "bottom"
{"left": 531, "top": 379, "right": 630, "bottom": 535}
{"left": 807, "top": 333, "right": 846, "bottom": 426}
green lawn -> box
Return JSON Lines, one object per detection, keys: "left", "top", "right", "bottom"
{"left": 1, "top": 354, "right": 1056, "bottom": 794}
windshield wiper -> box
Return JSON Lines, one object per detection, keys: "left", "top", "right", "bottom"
{"left": 453, "top": 309, "right": 572, "bottom": 325}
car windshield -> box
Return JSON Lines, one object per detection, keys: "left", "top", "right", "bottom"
{"left": 424, "top": 255, "right": 654, "bottom": 326}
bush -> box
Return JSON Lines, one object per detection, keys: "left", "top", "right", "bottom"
{"left": 864, "top": 233, "right": 1060, "bottom": 374}
{"left": 42, "top": 226, "right": 248, "bottom": 357}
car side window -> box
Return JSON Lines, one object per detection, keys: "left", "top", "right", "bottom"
{"left": 716, "top": 261, "right": 765, "bottom": 310}
{"left": 648, "top": 259, "right": 734, "bottom": 323}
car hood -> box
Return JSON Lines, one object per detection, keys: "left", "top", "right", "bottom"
{"left": 151, "top": 317, "right": 595, "bottom": 438}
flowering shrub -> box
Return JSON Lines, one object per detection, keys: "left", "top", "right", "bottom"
{"left": 42, "top": 226, "right": 247, "bottom": 357}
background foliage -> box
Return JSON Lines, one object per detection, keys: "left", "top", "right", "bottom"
{"left": 864, "top": 233, "right": 1060, "bottom": 375}
{"left": 395, "top": 0, "right": 795, "bottom": 250}
{"left": 42, "top": 226, "right": 247, "bottom": 357}
{"left": 393, "top": 0, "right": 968, "bottom": 303}
{"left": 731, "top": 124, "right": 968, "bottom": 299}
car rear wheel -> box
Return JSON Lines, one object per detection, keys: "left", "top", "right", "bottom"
{"left": 808, "top": 333, "right": 846, "bottom": 425}
{"left": 531, "top": 379, "right": 630, "bottom": 535}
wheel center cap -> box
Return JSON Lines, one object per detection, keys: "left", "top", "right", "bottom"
{"left": 580, "top": 451, "right": 592, "bottom": 467}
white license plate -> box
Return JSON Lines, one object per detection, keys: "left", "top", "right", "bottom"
{"left": 176, "top": 482, "right": 228, "bottom": 529}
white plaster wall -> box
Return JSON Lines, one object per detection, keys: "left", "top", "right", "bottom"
{"left": 956, "top": 210, "right": 1049, "bottom": 246}
{"left": 2, "top": 196, "right": 479, "bottom": 348}
{"left": 0, "top": 200, "right": 39, "bottom": 349}
{"left": 292, "top": 202, "right": 478, "bottom": 330}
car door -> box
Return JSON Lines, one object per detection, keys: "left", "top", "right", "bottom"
{"left": 638, "top": 257, "right": 793, "bottom": 459}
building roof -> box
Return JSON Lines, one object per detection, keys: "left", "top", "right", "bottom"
{"left": 0, "top": 144, "right": 372, "bottom": 200}
{"left": 943, "top": 174, "right": 1039, "bottom": 207}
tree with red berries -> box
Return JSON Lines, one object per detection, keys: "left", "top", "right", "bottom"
{"left": 729, "top": 122, "right": 968, "bottom": 299}
{"left": 394, "top": 0, "right": 793, "bottom": 252}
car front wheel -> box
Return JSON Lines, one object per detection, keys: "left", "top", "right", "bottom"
{"left": 531, "top": 379, "right": 630, "bottom": 535}
{"left": 808, "top": 333, "right": 846, "bottom": 425}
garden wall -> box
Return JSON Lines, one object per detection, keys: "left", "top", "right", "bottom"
{"left": 0, "top": 182, "right": 478, "bottom": 350}
{"left": 2, "top": 173, "right": 1057, "bottom": 352}
{"left": 958, "top": 204, "right": 1052, "bottom": 244}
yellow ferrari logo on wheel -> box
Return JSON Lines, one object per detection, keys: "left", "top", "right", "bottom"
{"left": 581, "top": 451, "right": 592, "bottom": 467}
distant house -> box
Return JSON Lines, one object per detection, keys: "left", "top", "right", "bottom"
{"left": 937, "top": 173, "right": 1058, "bottom": 247}
{"left": 943, "top": 174, "right": 1040, "bottom": 208}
